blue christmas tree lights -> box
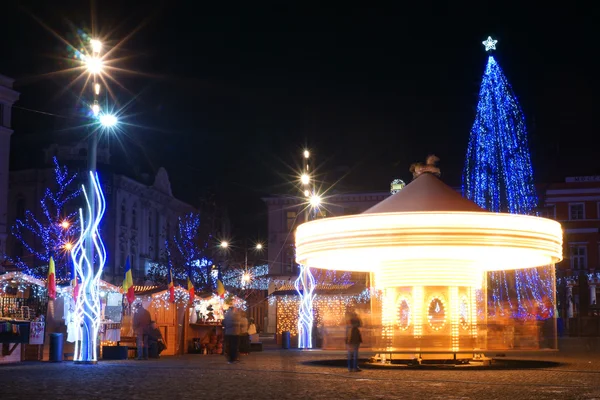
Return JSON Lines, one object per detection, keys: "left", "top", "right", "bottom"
{"left": 463, "top": 38, "right": 554, "bottom": 319}
{"left": 463, "top": 55, "right": 537, "bottom": 215}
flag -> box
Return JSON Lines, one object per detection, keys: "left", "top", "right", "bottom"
{"left": 47, "top": 256, "right": 56, "bottom": 300}
{"left": 167, "top": 264, "right": 175, "bottom": 303}
{"left": 216, "top": 279, "right": 225, "bottom": 298}
{"left": 70, "top": 261, "right": 79, "bottom": 303}
{"left": 122, "top": 256, "right": 135, "bottom": 304}
{"left": 187, "top": 265, "right": 195, "bottom": 305}
{"left": 187, "top": 278, "right": 195, "bottom": 305}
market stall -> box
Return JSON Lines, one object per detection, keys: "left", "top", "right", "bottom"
{"left": 0, "top": 272, "right": 48, "bottom": 363}
{"left": 49, "top": 279, "right": 123, "bottom": 360}
{"left": 185, "top": 292, "right": 245, "bottom": 355}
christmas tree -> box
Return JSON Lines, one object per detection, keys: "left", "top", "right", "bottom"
{"left": 463, "top": 37, "right": 553, "bottom": 318}
{"left": 8, "top": 158, "right": 80, "bottom": 279}
{"left": 463, "top": 37, "right": 537, "bottom": 214}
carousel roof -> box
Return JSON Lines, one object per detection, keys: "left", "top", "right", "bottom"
{"left": 295, "top": 170, "right": 563, "bottom": 288}
{"left": 363, "top": 172, "right": 484, "bottom": 214}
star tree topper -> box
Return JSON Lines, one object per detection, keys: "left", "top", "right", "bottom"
{"left": 482, "top": 36, "right": 498, "bottom": 51}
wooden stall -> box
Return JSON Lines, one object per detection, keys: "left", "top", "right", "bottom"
{"left": 0, "top": 272, "right": 48, "bottom": 363}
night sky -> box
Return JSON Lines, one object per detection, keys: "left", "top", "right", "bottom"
{"left": 1, "top": 1, "right": 596, "bottom": 239}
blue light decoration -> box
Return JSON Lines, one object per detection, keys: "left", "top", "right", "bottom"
{"left": 295, "top": 263, "right": 316, "bottom": 348}
{"left": 463, "top": 37, "right": 554, "bottom": 319}
{"left": 9, "top": 157, "right": 80, "bottom": 279}
{"left": 70, "top": 171, "right": 106, "bottom": 363}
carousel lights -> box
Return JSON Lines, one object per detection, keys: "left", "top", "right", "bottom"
{"left": 296, "top": 212, "right": 563, "bottom": 275}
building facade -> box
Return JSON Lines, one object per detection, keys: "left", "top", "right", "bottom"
{"left": 263, "top": 191, "right": 388, "bottom": 333}
{"left": 0, "top": 74, "right": 19, "bottom": 261}
{"left": 6, "top": 143, "right": 195, "bottom": 284}
{"left": 538, "top": 176, "right": 600, "bottom": 318}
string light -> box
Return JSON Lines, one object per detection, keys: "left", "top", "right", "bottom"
{"left": 462, "top": 45, "right": 556, "bottom": 320}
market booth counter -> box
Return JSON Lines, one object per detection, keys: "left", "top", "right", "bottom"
{"left": 0, "top": 273, "right": 47, "bottom": 363}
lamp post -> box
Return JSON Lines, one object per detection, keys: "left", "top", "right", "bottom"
{"left": 295, "top": 149, "right": 317, "bottom": 349}
{"left": 70, "top": 37, "right": 118, "bottom": 364}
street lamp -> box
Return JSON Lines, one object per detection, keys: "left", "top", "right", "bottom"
{"left": 99, "top": 113, "right": 118, "bottom": 128}
{"left": 70, "top": 37, "right": 112, "bottom": 364}
{"left": 220, "top": 241, "right": 229, "bottom": 249}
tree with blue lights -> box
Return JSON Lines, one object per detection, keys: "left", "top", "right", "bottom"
{"left": 463, "top": 37, "right": 553, "bottom": 318}
{"left": 7, "top": 157, "right": 80, "bottom": 279}
{"left": 147, "top": 212, "right": 215, "bottom": 290}
{"left": 463, "top": 37, "right": 537, "bottom": 214}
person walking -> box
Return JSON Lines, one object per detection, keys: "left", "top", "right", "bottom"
{"left": 346, "top": 312, "right": 363, "bottom": 372}
{"left": 133, "top": 304, "right": 152, "bottom": 360}
{"left": 223, "top": 307, "right": 241, "bottom": 363}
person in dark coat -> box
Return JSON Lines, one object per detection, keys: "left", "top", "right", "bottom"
{"left": 133, "top": 304, "right": 152, "bottom": 360}
{"left": 346, "top": 312, "right": 363, "bottom": 372}
{"left": 147, "top": 321, "right": 165, "bottom": 358}
{"left": 223, "top": 307, "right": 241, "bottom": 363}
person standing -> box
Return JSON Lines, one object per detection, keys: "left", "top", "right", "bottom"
{"left": 147, "top": 321, "right": 166, "bottom": 358}
{"left": 133, "top": 304, "right": 151, "bottom": 360}
{"left": 346, "top": 312, "right": 363, "bottom": 372}
{"left": 239, "top": 311, "right": 249, "bottom": 355}
{"left": 223, "top": 307, "right": 241, "bottom": 363}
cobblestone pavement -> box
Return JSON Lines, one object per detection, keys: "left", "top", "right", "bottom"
{"left": 2, "top": 348, "right": 600, "bottom": 400}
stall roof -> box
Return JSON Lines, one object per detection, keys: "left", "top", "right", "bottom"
{"left": 0, "top": 272, "right": 46, "bottom": 287}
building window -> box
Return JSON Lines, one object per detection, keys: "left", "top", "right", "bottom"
{"left": 285, "top": 245, "right": 296, "bottom": 273}
{"left": 286, "top": 211, "right": 297, "bottom": 231}
{"left": 16, "top": 197, "right": 26, "bottom": 219}
{"left": 537, "top": 205, "right": 556, "bottom": 220}
{"left": 569, "top": 203, "right": 585, "bottom": 220}
{"left": 120, "top": 201, "right": 127, "bottom": 227}
{"left": 148, "top": 210, "right": 154, "bottom": 238}
{"left": 570, "top": 245, "right": 587, "bottom": 270}
{"left": 131, "top": 203, "right": 137, "bottom": 229}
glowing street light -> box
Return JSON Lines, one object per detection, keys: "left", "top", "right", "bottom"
{"left": 301, "top": 173, "right": 310, "bottom": 185}
{"left": 303, "top": 150, "right": 310, "bottom": 159}
{"left": 255, "top": 243, "right": 263, "bottom": 250}
{"left": 309, "top": 194, "right": 321, "bottom": 208}
{"left": 85, "top": 56, "right": 103, "bottom": 75}
{"left": 220, "top": 241, "right": 229, "bottom": 249}
{"left": 90, "top": 39, "right": 102, "bottom": 53}
{"left": 99, "top": 113, "right": 118, "bottom": 128}
{"left": 91, "top": 103, "right": 100, "bottom": 116}
{"left": 60, "top": 220, "right": 70, "bottom": 229}
{"left": 304, "top": 189, "right": 310, "bottom": 197}
{"left": 64, "top": 242, "right": 73, "bottom": 251}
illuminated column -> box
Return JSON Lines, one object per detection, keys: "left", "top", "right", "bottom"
{"left": 449, "top": 287, "right": 459, "bottom": 352}
{"left": 71, "top": 172, "right": 107, "bottom": 363}
{"left": 295, "top": 263, "right": 315, "bottom": 348}
{"left": 381, "top": 288, "right": 396, "bottom": 350}
{"left": 412, "top": 286, "right": 424, "bottom": 350}
{"left": 566, "top": 280, "right": 575, "bottom": 318}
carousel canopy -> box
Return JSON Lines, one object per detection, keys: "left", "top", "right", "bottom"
{"left": 295, "top": 172, "right": 563, "bottom": 288}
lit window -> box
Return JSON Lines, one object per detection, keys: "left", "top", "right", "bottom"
{"left": 286, "top": 211, "right": 297, "bottom": 231}
{"left": 569, "top": 203, "right": 585, "bottom": 220}
{"left": 570, "top": 245, "right": 587, "bottom": 270}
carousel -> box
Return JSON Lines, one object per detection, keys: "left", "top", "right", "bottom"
{"left": 295, "top": 169, "right": 563, "bottom": 360}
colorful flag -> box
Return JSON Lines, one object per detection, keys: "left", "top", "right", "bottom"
{"left": 167, "top": 264, "right": 175, "bottom": 303}
{"left": 187, "top": 278, "right": 195, "bottom": 305}
{"left": 122, "top": 256, "right": 135, "bottom": 304}
{"left": 216, "top": 279, "right": 225, "bottom": 298}
{"left": 70, "top": 260, "right": 79, "bottom": 303}
{"left": 47, "top": 256, "right": 56, "bottom": 300}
